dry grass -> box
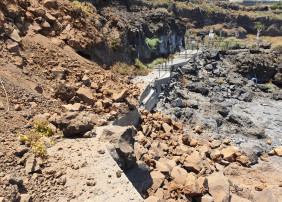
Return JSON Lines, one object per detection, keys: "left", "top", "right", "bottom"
{"left": 246, "top": 35, "right": 282, "bottom": 49}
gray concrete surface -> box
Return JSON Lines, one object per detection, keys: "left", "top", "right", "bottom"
{"left": 135, "top": 50, "right": 197, "bottom": 111}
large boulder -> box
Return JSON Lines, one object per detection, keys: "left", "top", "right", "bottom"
{"left": 53, "top": 84, "right": 75, "bottom": 102}
{"left": 50, "top": 112, "right": 96, "bottom": 137}
{"left": 241, "top": 147, "right": 258, "bottom": 165}
{"left": 207, "top": 172, "right": 230, "bottom": 202}
{"left": 171, "top": 166, "right": 188, "bottom": 186}
{"left": 100, "top": 126, "right": 137, "bottom": 170}
{"left": 76, "top": 87, "right": 95, "bottom": 105}
{"left": 155, "top": 158, "right": 176, "bottom": 174}
{"left": 150, "top": 170, "right": 165, "bottom": 192}
{"left": 183, "top": 172, "right": 208, "bottom": 197}
{"left": 184, "top": 151, "right": 204, "bottom": 173}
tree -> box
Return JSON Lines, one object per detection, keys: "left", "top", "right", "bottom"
{"left": 255, "top": 21, "right": 265, "bottom": 49}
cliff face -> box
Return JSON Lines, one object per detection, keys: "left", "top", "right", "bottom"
{"left": 0, "top": 0, "right": 186, "bottom": 66}
{"left": 91, "top": 0, "right": 186, "bottom": 65}
{"left": 124, "top": 9, "right": 185, "bottom": 63}
{"left": 170, "top": 3, "right": 282, "bottom": 37}
{"left": 123, "top": 1, "right": 282, "bottom": 38}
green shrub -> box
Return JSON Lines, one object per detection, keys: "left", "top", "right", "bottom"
{"left": 267, "top": 83, "right": 275, "bottom": 91}
{"left": 31, "top": 121, "right": 54, "bottom": 137}
{"left": 155, "top": 8, "right": 169, "bottom": 13}
{"left": 272, "top": 0, "right": 282, "bottom": 9}
{"left": 217, "top": 37, "right": 245, "bottom": 50}
{"left": 32, "top": 141, "right": 47, "bottom": 157}
{"left": 18, "top": 121, "right": 55, "bottom": 158}
{"left": 73, "top": 1, "right": 93, "bottom": 14}
{"left": 111, "top": 37, "right": 120, "bottom": 51}
{"left": 176, "top": 1, "right": 187, "bottom": 7}
{"left": 114, "top": 62, "right": 131, "bottom": 75}
{"left": 147, "top": 58, "right": 167, "bottom": 68}
{"left": 135, "top": 59, "right": 150, "bottom": 76}
{"left": 146, "top": 38, "right": 162, "bottom": 51}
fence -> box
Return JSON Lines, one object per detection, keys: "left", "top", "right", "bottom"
{"left": 185, "top": 40, "right": 247, "bottom": 51}
{"left": 151, "top": 40, "right": 247, "bottom": 79}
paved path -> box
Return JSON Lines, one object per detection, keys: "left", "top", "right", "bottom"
{"left": 134, "top": 50, "right": 198, "bottom": 85}
{"left": 135, "top": 50, "right": 198, "bottom": 111}
{"left": 48, "top": 130, "right": 144, "bottom": 202}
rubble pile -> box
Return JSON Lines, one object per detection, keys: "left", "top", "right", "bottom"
{"left": 134, "top": 110, "right": 268, "bottom": 202}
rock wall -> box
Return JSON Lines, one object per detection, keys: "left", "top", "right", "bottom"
{"left": 0, "top": 0, "right": 186, "bottom": 67}
{"left": 71, "top": 0, "right": 186, "bottom": 65}
{"left": 126, "top": 1, "right": 282, "bottom": 37}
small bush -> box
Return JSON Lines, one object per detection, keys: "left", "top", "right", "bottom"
{"left": 18, "top": 121, "right": 55, "bottom": 158}
{"left": 146, "top": 38, "right": 162, "bottom": 51}
{"left": 155, "top": 8, "right": 169, "bottom": 13}
{"left": 31, "top": 121, "right": 54, "bottom": 137}
{"left": 272, "top": 0, "right": 282, "bottom": 10}
{"left": 32, "top": 141, "right": 47, "bottom": 157}
{"left": 135, "top": 59, "right": 150, "bottom": 76}
{"left": 114, "top": 62, "right": 131, "bottom": 75}
{"left": 147, "top": 58, "right": 167, "bottom": 68}
{"left": 73, "top": 1, "right": 94, "bottom": 15}
{"left": 111, "top": 37, "right": 120, "bottom": 51}
{"left": 267, "top": 83, "right": 275, "bottom": 91}
{"left": 176, "top": 1, "right": 187, "bottom": 7}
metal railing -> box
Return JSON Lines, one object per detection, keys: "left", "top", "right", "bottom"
{"left": 185, "top": 40, "right": 247, "bottom": 51}
{"left": 151, "top": 40, "right": 247, "bottom": 79}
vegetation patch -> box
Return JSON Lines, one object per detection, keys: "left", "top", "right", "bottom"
{"left": 272, "top": 0, "right": 282, "bottom": 10}
{"left": 147, "top": 58, "right": 167, "bottom": 68}
{"left": 18, "top": 121, "right": 55, "bottom": 158}
{"left": 135, "top": 59, "right": 150, "bottom": 76}
{"left": 113, "top": 62, "right": 131, "bottom": 75}
{"left": 267, "top": 83, "right": 275, "bottom": 91}
{"left": 110, "top": 37, "right": 120, "bottom": 51}
{"left": 72, "top": 1, "right": 95, "bottom": 15}
{"left": 146, "top": 38, "right": 162, "bottom": 51}
{"left": 155, "top": 7, "right": 169, "bottom": 13}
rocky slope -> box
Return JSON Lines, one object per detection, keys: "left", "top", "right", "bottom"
{"left": 130, "top": 0, "right": 282, "bottom": 38}
{"left": 0, "top": 0, "right": 144, "bottom": 201}
{"left": 155, "top": 50, "right": 282, "bottom": 150}
{"left": 132, "top": 110, "right": 282, "bottom": 201}
{"left": 0, "top": 0, "right": 186, "bottom": 66}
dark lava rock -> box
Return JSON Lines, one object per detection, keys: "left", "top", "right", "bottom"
{"left": 239, "top": 91, "right": 254, "bottom": 102}
{"left": 50, "top": 112, "right": 96, "bottom": 137}
{"left": 241, "top": 147, "right": 258, "bottom": 165}
{"left": 215, "top": 103, "right": 230, "bottom": 117}
{"left": 54, "top": 84, "right": 76, "bottom": 102}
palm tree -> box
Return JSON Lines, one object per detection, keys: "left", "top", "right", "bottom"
{"left": 255, "top": 21, "right": 265, "bottom": 49}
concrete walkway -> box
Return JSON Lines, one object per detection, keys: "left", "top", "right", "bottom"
{"left": 48, "top": 132, "right": 144, "bottom": 202}
{"left": 134, "top": 50, "right": 197, "bottom": 85}
{"left": 135, "top": 50, "right": 198, "bottom": 111}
